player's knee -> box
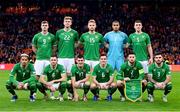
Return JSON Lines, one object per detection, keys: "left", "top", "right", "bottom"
{"left": 85, "top": 81, "right": 90, "bottom": 86}
{"left": 117, "top": 80, "right": 124, "bottom": 87}
{"left": 110, "top": 82, "right": 117, "bottom": 88}
{"left": 90, "top": 83, "right": 97, "bottom": 89}
{"left": 147, "top": 83, "right": 154, "bottom": 89}
{"left": 142, "top": 80, "right": 147, "bottom": 86}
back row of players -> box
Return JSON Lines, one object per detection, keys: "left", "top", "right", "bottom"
{"left": 6, "top": 16, "right": 172, "bottom": 102}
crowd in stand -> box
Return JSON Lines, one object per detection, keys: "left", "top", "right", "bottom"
{"left": 0, "top": 2, "right": 179, "bottom": 64}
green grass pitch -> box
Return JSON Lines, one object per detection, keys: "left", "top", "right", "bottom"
{"left": 0, "top": 70, "right": 180, "bottom": 111}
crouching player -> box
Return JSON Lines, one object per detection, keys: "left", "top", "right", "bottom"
{"left": 6, "top": 54, "right": 37, "bottom": 102}
{"left": 37, "top": 56, "right": 67, "bottom": 101}
{"left": 116, "top": 53, "right": 146, "bottom": 101}
{"left": 90, "top": 53, "right": 117, "bottom": 101}
{"left": 71, "top": 55, "right": 91, "bottom": 101}
{"left": 147, "top": 53, "right": 172, "bottom": 102}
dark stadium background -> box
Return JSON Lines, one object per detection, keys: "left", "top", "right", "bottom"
{"left": 0, "top": 0, "right": 179, "bottom": 64}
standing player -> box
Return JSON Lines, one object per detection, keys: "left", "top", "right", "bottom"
{"left": 32, "top": 21, "right": 56, "bottom": 77}
{"left": 71, "top": 55, "right": 91, "bottom": 101}
{"left": 5, "top": 54, "right": 37, "bottom": 102}
{"left": 127, "top": 20, "right": 153, "bottom": 78}
{"left": 147, "top": 53, "right": 172, "bottom": 102}
{"left": 80, "top": 19, "right": 104, "bottom": 70}
{"left": 55, "top": 16, "right": 79, "bottom": 99}
{"left": 90, "top": 53, "right": 116, "bottom": 101}
{"left": 104, "top": 20, "right": 128, "bottom": 71}
{"left": 116, "top": 53, "right": 145, "bottom": 101}
{"left": 37, "top": 56, "right": 67, "bottom": 101}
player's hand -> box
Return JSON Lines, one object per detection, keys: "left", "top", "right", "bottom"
{"left": 46, "top": 82, "right": 53, "bottom": 87}
{"left": 23, "top": 83, "right": 29, "bottom": 89}
{"left": 148, "top": 58, "right": 153, "bottom": 65}
{"left": 17, "top": 82, "right": 24, "bottom": 89}
{"left": 124, "top": 77, "right": 130, "bottom": 81}
{"left": 160, "top": 82, "right": 166, "bottom": 89}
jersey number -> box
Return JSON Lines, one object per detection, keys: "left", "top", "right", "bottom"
{"left": 43, "top": 39, "right": 46, "bottom": 44}
{"left": 90, "top": 38, "right": 95, "bottom": 43}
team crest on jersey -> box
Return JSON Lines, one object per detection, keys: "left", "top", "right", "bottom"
{"left": 48, "top": 37, "right": 51, "bottom": 40}
{"left": 70, "top": 33, "right": 73, "bottom": 36}
{"left": 162, "top": 69, "right": 165, "bottom": 72}
{"left": 18, "top": 70, "right": 21, "bottom": 73}
{"left": 56, "top": 70, "right": 59, "bottom": 73}
{"left": 98, "top": 70, "right": 101, "bottom": 73}
{"left": 95, "top": 35, "right": 98, "bottom": 38}
{"left": 52, "top": 73, "right": 55, "bottom": 78}
{"left": 153, "top": 69, "right": 156, "bottom": 72}
{"left": 106, "top": 70, "right": 109, "bottom": 73}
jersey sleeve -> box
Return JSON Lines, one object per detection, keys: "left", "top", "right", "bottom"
{"left": 32, "top": 35, "right": 37, "bottom": 47}
{"left": 74, "top": 31, "right": 79, "bottom": 41}
{"left": 71, "top": 66, "right": 76, "bottom": 77}
{"left": 116, "top": 65, "right": 125, "bottom": 80}
{"left": 137, "top": 62, "right": 145, "bottom": 80}
{"left": 80, "top": 34, "right": 85, "bottom": 43}
{"left": 9, "top": 65, "right": 18, "bottom": 84}
{"left": 127, "top": 34, "right": 132, "bottom": 44}
{"left": 99, "top": 33, "right": 104, "bottom": 43}
{"left": 52, "top": 34, "right": 57, "bottom": 46}
{"left": 43, "top": 66, "right": 49, "bottom": 76}
{"left": 103, "top": 33, "right": 109, "bottom": 43}
{"left": 109, "top": 65, "right": 114, "bottom": 76}
{"left": 123, "top": 33, "right": 128, "bottom": 44}
{"left": 60, "top": 65, "right": 66, "bottom": 75}
{"left": 165, "top": 64, "right": 171, "bottom": 76}
{"left": 146, "top": 34, "right": 151, "bottom": 45}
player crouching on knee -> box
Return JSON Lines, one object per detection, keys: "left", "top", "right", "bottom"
{"left": 71, "top": 55, "right": 91, "bottom": 101}
{"left": 37, "top": 56, "right": 67, "bottom": 101}
{"left": 147, "top": 53, "right": 172, "bottom": 102}
{"left": 5, "top": 54, "right": 37, "bottom": 102}
{"left": 90, "top": 53, "right": 117, "bottom": 101}
{"left": 116, "top": 53, "right": 146, "bottom": 102}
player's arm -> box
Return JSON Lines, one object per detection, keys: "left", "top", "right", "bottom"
{"left": 39, "top": 75, "right": 49, "bottom": 86}
{"left": 71, "top": 68, "right": 79, "bottom": 100}
{"left": 125, "top": 35, "right": 131, "bottom": 48}
{"left": 163, "top": 66, "right": 171, "bottom": 85}
{"left": 52, "top": 34, "right": 57, "bottom": 56}
{"left": 106, "top": 66, "right": 114, "bottom": 85}
{"left": 92, "top": 76, "right": 100, "bottom": 86}
{"left": 103, "top": 33, "right": 109, "bottom": 48}
{"left": 148, "top": 65, "right": 157, "bottom": 84}
{"left": 137, "top": 64, "right": 145, "bottom": 80}
{"left": 106, "top": 76, "right": 114, "bottom": 86}
{"left": 79, "top": 74, "right": 90, "bottom": 83}
{"left": 123, "top": 33, "right": 128, "bottom": 48}
{"left": 23, "top": 64, "right": 36, "bottom": 84}
{"left": 32, "top": 35, "right": 37, "bottom": 53}
{"left": 51, "top": 73, "right": 66, "bottom": 83}
{"left": 147, "top": 44, "right": 153, "bottom": 64}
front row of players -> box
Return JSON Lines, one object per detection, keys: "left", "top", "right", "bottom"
{"left": 6, "top": 53, "right": 172, "bottom": 102}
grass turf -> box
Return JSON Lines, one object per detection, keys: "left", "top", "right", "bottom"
{"left": 0, "top": 70, "right": 179, "bottom": 111}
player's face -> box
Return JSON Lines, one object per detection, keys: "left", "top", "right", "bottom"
{"left": 128, "top": 54, "right": 136, "bottom": 63}
{"left": 20, "top": 57, "right": 29, "bottom": 66}
{"left": 41, "top": 23, "right": 49, "bottom": 31}
{"left": 112, "top": 22, "right": 120, "bottom": 31}
{"left": 134, "top": 23, "right": 142, "bottom": 32}
{"left": 50, "top": 57, "right": 58, "bottom": 66}
{"left": 77, "top": 58, "right": 84, "bottom": 67}
{"left": 100, "top": 56, "right": 107, "bottom": 65}
{"left": 64, "top": 19, "right": 72, "bottom": 28}
{"left": 154, "top": 55, "right": 163, "bottom": 64}
{"left": 88, "top": 22, "right": 96, "bottom": 31}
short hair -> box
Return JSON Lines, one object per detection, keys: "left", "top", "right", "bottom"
{"left": 134, "top": 20, "right": 142, "bottom": 24}
{"left": 41, "top": 21, "right": 48, "bottom": 25}
{"left": 77, "top": 54, "right": 84, "bottom": 59}
{"left": 51, "top": 54, "right": 57, "bottom": 58}
{"left": 88, "top": 19, "right": 96, "bottom": 23}
{"left": 112, "top": 20, "right": 120, "bottom": 24}
{"left": 64, "top": 16, "right": 72, "bottom": 21}
{"left": 100, "top": 52, "right": 107, "bottom": 57}
{"left": 154, "top": 52, "right": 163, "bottom": 57}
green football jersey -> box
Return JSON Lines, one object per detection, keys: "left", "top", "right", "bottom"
{"left": 56, "top": 29, "right": 79, "bottom": 58}
{"left": 116, "top": 61, "right": 144, "bottom": 80}
{"left": 128, "top": 32, "right": 151, "bottom": 61}
{"left": 9, "top": 63, "right": 36, "bottom": 83}
{"left": 80, "top": 32, "right": 104, "bottom": 60}
{"left": 92, "top": 64, "right": 114, "bottom": 83}
{"left": 71, "top": 63, "right": 90, "bottom": 81}
{"left": 32, "top": 32, "right": 56, "bottom": 60}
{"left": 148, "top": 62, "right": 171, "bottom": 82}
{"left": 43, "top": 64, "right": 66, "bottom": 82}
